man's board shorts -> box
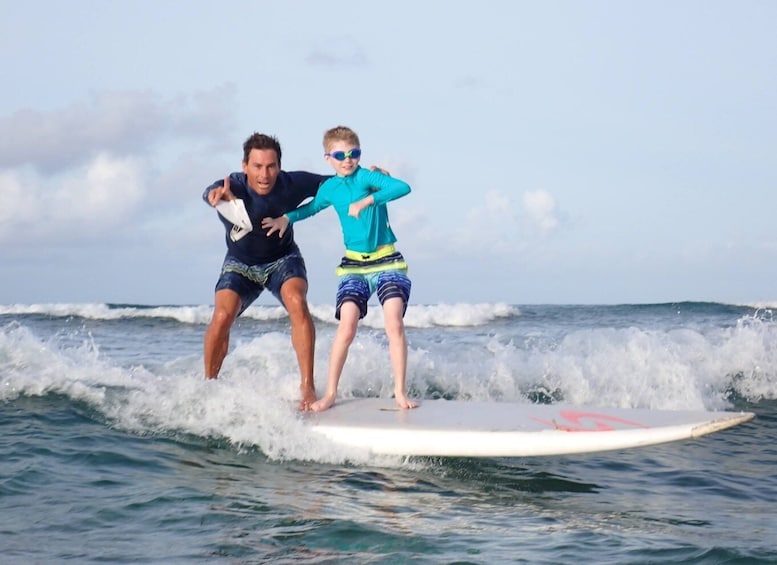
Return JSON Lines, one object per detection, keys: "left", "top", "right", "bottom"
{"left": 214, "top": 245, "right": 307, "bottom": 316}
{"left": 334, "top": 244, "right": 411, "bottom": 320}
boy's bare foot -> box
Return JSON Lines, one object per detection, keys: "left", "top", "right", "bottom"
{"left": 299, "top": 385, "right": 317, "bottom": 411}
{"left": 310, "top": 394, "right": 337, "bottom": 412}
{"left": 395, "top": 392, "right": 419, "bottom": 410}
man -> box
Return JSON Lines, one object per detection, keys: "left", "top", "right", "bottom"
{"left": 203, "top": 132, "right": 328, "bottom": 410}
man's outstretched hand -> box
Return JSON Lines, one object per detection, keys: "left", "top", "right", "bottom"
{"left": 261, "top": 215, "right": 290, "bottom": 237}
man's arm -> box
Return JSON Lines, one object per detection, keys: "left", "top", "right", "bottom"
{"left": 285, "top": 171, "right": 330, "bottom": 204}
{"left": 203, "top": 176, "right": 237, "bottom": 207}
{"left": 202, "top": 173, "right": 247, "bottom": 206}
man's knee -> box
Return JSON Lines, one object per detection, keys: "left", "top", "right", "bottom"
{"left": 210, "top": 291, "right": 241, "bottom": 330}
{"left": 281, "top": 278, "right": 309, "bottom": 313}
{"left": 211, "top": 306, "right": 236, "bottom": 325}
{"left": 207, "top": 310, "right": 236, "bottom": 341}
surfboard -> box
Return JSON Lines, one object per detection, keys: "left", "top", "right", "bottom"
{"left": 306, "top": 398, "right": 755, "bottom": 457}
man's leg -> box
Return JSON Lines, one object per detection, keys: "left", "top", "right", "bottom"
{"left": 279, "top": 276, "right": 317, "bottom": 410}
{"left": 203, "top": 288, "right": 242, "bottom": 379}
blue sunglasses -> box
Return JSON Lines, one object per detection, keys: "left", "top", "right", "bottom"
{"left": 325, "top": 148, "right": 362, "bottom": 161}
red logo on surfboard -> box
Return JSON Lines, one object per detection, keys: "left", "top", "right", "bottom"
{"left": 531, "top": 410, "right": 648, "bottom": 432}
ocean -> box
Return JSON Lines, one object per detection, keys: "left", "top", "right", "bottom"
{"left": 1, "top": 301, "right": 775, "bottom": 564}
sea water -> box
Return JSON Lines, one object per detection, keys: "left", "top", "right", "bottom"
{"left": 1, "top": 301, "right": 775, "bottom": 563}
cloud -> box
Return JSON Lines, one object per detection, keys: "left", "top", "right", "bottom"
{"left": 0, "top": 153, "right": 147, "bottom": 242}
{"left": 465, "top": 190, "right": 520, "bottom": 249}
{"left": 467, "top": 190, "right": 518, "bottom": 227}
{"left": 522, "top": 189, "right": 559, "bottom": 237}
{"left": 0, "top": 86, "right": 239, "bottom": 249}
{"left": 0, "top": 86, "right": 235, "bottom": 173}
{"left": 404, "top": 188, "right": 561, "bottom": 260}
{"left": 305, "top": 36, "right": 369, "bottom": 67}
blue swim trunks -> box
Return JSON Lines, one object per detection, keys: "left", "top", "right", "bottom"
{"left": 335, "top": 249, "right": 411, "bottom": 320}
{"left": 214, "top": 245, "right": 307, "bottom": 316}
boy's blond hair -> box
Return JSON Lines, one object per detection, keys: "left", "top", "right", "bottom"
{"left": 323, "top": 126, "right": 360, "bottom": 151}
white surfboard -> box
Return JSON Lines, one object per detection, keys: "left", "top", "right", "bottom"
{"left": 306, "top": 398, "right": 754, "bottom": 457}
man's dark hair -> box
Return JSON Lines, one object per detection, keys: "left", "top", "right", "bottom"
{"left": 243, "top": 133, "right": 282, "bottom": 165}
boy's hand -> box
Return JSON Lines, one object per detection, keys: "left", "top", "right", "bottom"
{"left": 207, "top": 176, "right": 236, "bottom": 206}
{"left": 261, "top": 215, "right": 289, "bottom": 237}
{"left": 348, "top": 202, "right": 363, "bottom": 219}
{"left": 348, "top": 195, "right": 374, "bottom": 219}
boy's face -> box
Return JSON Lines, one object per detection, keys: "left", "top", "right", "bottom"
{"left": 242, "top": 148, "right": 280, "bottom": 195}
{"left": 324, "top": 140, "right": 361, "bottom": 177}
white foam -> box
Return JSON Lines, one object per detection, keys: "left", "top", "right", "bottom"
{"left": 0, "top": 302, "right": 520, "bottom": 328}
{"left": 0, "top": 303, "right": 215, "bottom": 324}
{"left": 2, "top": 309, "right": 774, "bottom": 463}
{"left": 0, "top": 324, "right": 408, "bottom": 465}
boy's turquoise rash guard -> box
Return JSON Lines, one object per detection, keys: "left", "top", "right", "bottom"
{"left": 285, "top": 166, "right": 410, "bottom": 253}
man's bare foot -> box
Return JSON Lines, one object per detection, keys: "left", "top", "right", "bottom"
{"left": 310, "top": 394, "right": 336, "bottom": 412}
{"left": 299, "top": 385, "right": 317, "bottom": 411}
{"left": 395, "top": 392, "right": 418, "bottom": 410}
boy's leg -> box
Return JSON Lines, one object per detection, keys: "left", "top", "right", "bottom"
{"left": 311, "top": 301, "right": 361, "bottom": 412}
{"left": 376, "top": 270, "right": 417, "bottom": 409}
{"left": 382, "top": 296, "right": 417, "bottom": 409}
{"left": 311, "top": 274, "right": 369, "bottom": 412}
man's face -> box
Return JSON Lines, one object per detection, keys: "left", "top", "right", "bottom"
{"left": 242, "top": 148, "right": 280, "bottom": 195}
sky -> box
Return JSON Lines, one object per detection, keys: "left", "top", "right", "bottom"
{"left": 1, "top": 1, "right": 775, "bottom": 306}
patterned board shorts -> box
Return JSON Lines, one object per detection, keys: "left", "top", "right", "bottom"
{"left": 334, "top": 246, "right": 411, "bottom": 320}
{"left": 214, "top": 246, "right": 307, "bottom": 315}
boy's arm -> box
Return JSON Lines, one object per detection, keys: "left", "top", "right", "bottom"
{"left": 365, "top": 170, "right": 410, "bottom": 205}
{"left": 261, "top": 187, "right": 331, "bottom": 238}
{"left": 286, "top": 195, "right": 328, "bottom": 223}
{"left": 349, "top": 170, "right": 410, "bottom": 218}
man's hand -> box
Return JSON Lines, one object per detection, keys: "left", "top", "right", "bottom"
{"left": 207, "top": 176, "right": 236, "bottom": 206}
{"left": 261, "top": 215, "right": 290, "bottom": 237}
{"left": 369, "top": 165, "right": 390, "bottom": 176}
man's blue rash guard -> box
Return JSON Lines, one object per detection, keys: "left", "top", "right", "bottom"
{"left": 285, "top": 166, "right": 410, "bottom": 254}
{"left": 203, "top": 171, "right": 328, "bottom": 265}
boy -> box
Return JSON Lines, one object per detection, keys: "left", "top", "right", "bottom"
{"left": 262, "top": 126, "right": 417, "bottom": 412}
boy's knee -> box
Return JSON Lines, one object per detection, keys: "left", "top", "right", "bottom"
{"left": 338, "top": 324, "right": 359, "bottom": 344}
{"left": 384, "top": 318, "right": 405, "bottom": 340}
